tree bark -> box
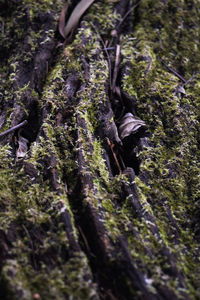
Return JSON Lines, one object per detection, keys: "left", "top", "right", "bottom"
{"left": 0, "top": 0, "right": 200, "bottom": 299}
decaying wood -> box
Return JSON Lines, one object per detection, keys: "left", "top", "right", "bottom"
{"left": 0, "top": 0, "right": 200, "bottom": 299}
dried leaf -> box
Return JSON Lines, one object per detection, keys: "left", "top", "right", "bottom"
{"left": 59, "top": 1, "right": 70, "bottom": 38}
{"left": 118, "top": 113, "right": 146, "bottom": 140}
{"left": 63, "top": 0, "right": 95, "bottom": 38}
{"left": 174, "top": 84, "right": 186, "bottom": 99}
{"left": 16, "top": 136, "right": 29, "bottom": 159}
{"left": 177, "top": 85, "right": 186, "bottom": 94}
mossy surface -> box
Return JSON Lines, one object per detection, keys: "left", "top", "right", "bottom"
{"left": 0, "top": 0, "right": 200, "bottom": 299}
{"left": 120, "top": 0, "right": 200, "bottom": 297}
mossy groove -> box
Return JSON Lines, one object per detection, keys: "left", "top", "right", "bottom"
{"left": 0, "top": 0, "right": 200, "bottom": 299}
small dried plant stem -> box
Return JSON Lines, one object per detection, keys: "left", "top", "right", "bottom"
{"left": 90, "top": 22, "right": 112, "bottom": 89}
{"left": 0, "top": 120, "right": 28, "bottom": 138}
{"left": 117, "top": 0, "right": 143, "bottom": 31}
{"left": 106, "top": 137, "right": 122, "bottom": 174}
{"left": 161, "top": 60, "right": 186, "bottom": 83}
{"left": 112, "top": 44, "right": 121, "bottom": 92}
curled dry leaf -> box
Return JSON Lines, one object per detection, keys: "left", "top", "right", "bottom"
{"left": 59, "top": 0, "right": 95, "bottom": 39}
{"left": 16, "top": 136, "right": 29, "bottom": 159}
{"left": 59, "top": 1, "right": 70, "bottom": 39}
{"left": 174, "top": 84, "right": 186, "bottom": 99}
{"left": 118, "top": 113, "right": 146, "bottom": 140}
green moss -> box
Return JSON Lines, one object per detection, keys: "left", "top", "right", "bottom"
{"left": 89, "top": 0, "right": 121, "bottom": 35}
{"left": 1, "top": 0, "right": 200, "bottom": 298}
{"left": 1, "top": 260, "right": 32, "bottom": 300}
{"left": 0, "top": 142, "right": 96, "bottom": 298}
{"left": 118, "top": 0, "right": 200, "bottom": 297}
{"left": 1, "top": 253, "right": 99, "bottom": 300}
{"left": 26, "top": 252, "right": 99, "bottom": 300}
{"left": 22, "top": 0, "right": 64, "bottom": 19}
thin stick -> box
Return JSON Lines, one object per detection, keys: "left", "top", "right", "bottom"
{"left": 108, "top": 0, "right": 143, "bottom": 48}
{"left": 161, "top": 60, "right": 186, "bottom": 83}
{"left": 106, "top": 137, "right": 122, "bottom": 174}
{"left": 0, "top": 120, "right": 28, "bottom": 138}
{"left": 90, "top": 22, "right": 112, "bottom": 89}
{"left": 118, "top": 152, "right": 126, "bottom": 170}
{"left": 103, "top": 47, "right": 115, "bottom": 51}
{"left": 117, "top": 0, "right": 143, "bottom": 31}
{"left": 78, "top": 226, "right": 91, "bottom": 253}
{"left": 112, "top": 44, "right": 121, "bottom": 92}
{"left": 184, "top": 73, "right": 196, "bottom": 86}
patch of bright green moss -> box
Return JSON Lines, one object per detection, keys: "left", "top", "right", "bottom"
{"left": 119, "top": 0, "right": 200, "bottom": 297}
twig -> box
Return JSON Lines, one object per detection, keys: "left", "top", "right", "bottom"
{"left": 117, "top": 0, "right": 143, "bottom": 31}
{"left": 78, "top": 226, "right": 91, "bottom": 253}
{"left": 0, "top": 120, "right": 28, "bottom": 138}
{"left": 106, "top": 137, "right": 122, "bottom": 174}
{"left": 112, "top": 44, "right": 121, "bottom": 92}
{"left": 108, "top": 0, "right": 143, "bottom": 48}
{"left": 161, "top": 60, "right": 186, "bottom": 83}
{"left": 118, "top": 152, "right": 126, "bottom": 170}
{"left": 184, "top": 73, "right": 196, "bottom": 86}
{"left": 90, "top": 22, "right": 112, "bottom": 89}
{"left": 103, "top": 47, "right": 115, "bottom": 51}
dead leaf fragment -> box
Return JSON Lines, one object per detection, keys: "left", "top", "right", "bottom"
{"left": 59, "top": 0, "right": 95, "bottom": 39}
{"left": 174, "top": 84, "right": 186, "bottom": 99}
{"left": 62, "top": 0, "right": 95, "bottom": 39}
{"left": 59, "top": 1, "right": 70, "bottom": 38}
{"left": 16, "top": 136, "right": 29, "bottom": 159}
{"left": 118, "top": 113, "right": 146, "bottom": 140}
